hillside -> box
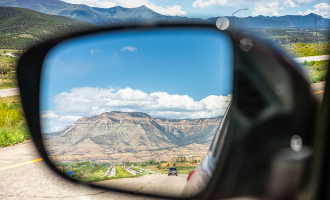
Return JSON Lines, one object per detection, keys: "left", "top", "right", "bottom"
{"left": 0, "top": 7, "right": 95, "bottom": 49}
{"left": 0, "top": 0, "right": 201, "bottom": 26}
{"left": 44, "top": 111, "right": 221, "bottom": 162}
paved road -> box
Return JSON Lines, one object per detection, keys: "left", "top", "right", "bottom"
{"left": 0, "top": 141, "right": 166, "bottom": 200}
{"left": 102, "top": 166, "right": 116, "bottom": 177}
{"left": 0, "top": 88, "right": 19, "bottom": 97}
{"left": 293, "top": 55, "right": 330, "bottom": 63}
{"left": 124, "top": 166, "right": 138, "bottom": 175}
{"left": 96, "top": 174, "right": 187, "bottom": 198}
{"left": 311, "top": 81, "right": 326, "bottom": 103}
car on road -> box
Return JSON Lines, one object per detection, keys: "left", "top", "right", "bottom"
{"left": 168, "top": 167, "right": 177, "bottom": 176}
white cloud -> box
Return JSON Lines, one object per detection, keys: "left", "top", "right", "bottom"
{"left": 61, "top": 0, "right": 186, "bottom": 16}
{"left": 252, "top": 1, "right": 284, "bottom": 16}
{"left": 192, "top": 0, "right": 228, "bottom": 8}
{"left": 111, "top": 52, "right": 119, "bottom": 60}
{"left": 297, "top": 0, "right": 316, "bottom": 4}
{"left": 41, "top": 111, "right": 58, "bottom": 119}
{"left": 90, "top": 49, "right": 102, "bottom": 54}
{"left": 41, "top": 87, "right": 232, "bottom": 132}
{"left": 58, "top": 116, "right": 83, "bottom": 123}
{"left": 149, "top": 5, "right": 186, "bottom": 16}
{"left": 298, "top": 3, "right": 330, "bottom": 16}
{"left": 284, "top": 0, "right": 297, "bottom": 7}
{"left": 121, "top": 46, "right": 137, "bottom": 52}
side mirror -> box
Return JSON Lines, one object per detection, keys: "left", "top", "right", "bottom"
{"left": 17, "top": 23, "right": 318, "bottom": 199}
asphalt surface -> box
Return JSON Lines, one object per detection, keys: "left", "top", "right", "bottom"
{"left": 96, "top": 174, "right": 188, "bottom": 198}
{"left": 0, "top": 141, "right": 167, "bottom": 200}
{"left": 311, "top": 81, "right": 326, "bottom": 103}
{"left": 0, "top": 88, "right": 19, "bottom": 97}
{"left": 293, "top": 55, "right": 330, "bottom": 63}
{"left": 102, "top": 166, "right": 116, "bottom": 177}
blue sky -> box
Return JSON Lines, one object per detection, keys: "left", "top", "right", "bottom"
{"left": 61, "top": 0, "right": 330, "bottom": 18}
{"left": 40, "top": 27, "right": 233, "bottom": 132}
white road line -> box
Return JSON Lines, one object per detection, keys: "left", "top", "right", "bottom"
{"left": 294, "top": 55, "right": 330, "bottom": 63}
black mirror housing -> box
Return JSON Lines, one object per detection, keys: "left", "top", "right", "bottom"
{"left": 17, "top": 23, "right": 318, "bottom": 199}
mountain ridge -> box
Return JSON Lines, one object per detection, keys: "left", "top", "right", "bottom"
{"left": 207, "top": 13, "right": 330, "bottom": 28}
{"left": 44, "top": 111, "right": 222, "bottom": 159}
{"left": 1, "top": 0, "right": 328, "bottom": 27}
{"left": 0, "top": 0, "right": 202, "bottom": 26}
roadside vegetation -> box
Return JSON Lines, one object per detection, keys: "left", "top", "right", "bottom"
{"left": 55, "top": 162, "right": 112, "bottom": 182}
{"left": 113, "top": 166, "right": 143, "bottom": 179}
{"left": 55, "top": 162, "right": 147, "bottom": 183}
{"left": 301, "top": 60, "right": 328, "bottom": 83}
{"left": 281, "top": 43, "right": 330, "bottom": 57}
{"left": 54, "top": 159, "right": 199, "bottom": 183}
{"left": 137, "top": 158, "right": 200, "bottom": 174}
{"left": 0, "top": 95, "right": 30, "bottom": 147}
{"left": 131, "top": 167, "right": 151, "bottom": 175}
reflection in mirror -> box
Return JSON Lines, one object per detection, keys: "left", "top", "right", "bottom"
{"left": 40, "top": 27, "right": 233, "bottom": 197}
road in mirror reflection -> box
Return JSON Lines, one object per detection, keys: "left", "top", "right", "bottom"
{"left": 40, "top": 27, "right": 233, "bottom": 197}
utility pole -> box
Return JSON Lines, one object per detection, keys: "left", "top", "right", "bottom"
{"left": 20, "top": 22, "right": 24, "bottom": 34}
{"left": 232, "top": 8, "right": 248, "bottom": 28}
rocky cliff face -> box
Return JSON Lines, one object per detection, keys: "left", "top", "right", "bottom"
{"left": 44, "top": 111, "right": 221, "bottom": 160}
{"left": 154, "top": 117, "right": 221, "bottom": 144}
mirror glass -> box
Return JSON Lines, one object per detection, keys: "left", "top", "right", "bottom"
{"left": 40, "top": 27, "right": 233, "bottom": 197}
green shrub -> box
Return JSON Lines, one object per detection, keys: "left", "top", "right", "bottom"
{"left": 0, "top": 122, "right": 29, "bottom": 147}
{"left": 310, "top": 71, "right": 328, "bottom": 83}
{"left": 0, "top": 100, "right": 30, "bottom": 147}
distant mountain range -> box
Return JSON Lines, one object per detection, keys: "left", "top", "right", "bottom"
{"left": 0, "top": 0, "right": 329, "bottom": 28}
{"left": 44, "top": 111, "right": 221, "bottom": 159}
{"left": 0, "top": 0, "right": 201, "bottom": 26}
{"left": 208, "top": 14, "right": 330, "bottom": 28}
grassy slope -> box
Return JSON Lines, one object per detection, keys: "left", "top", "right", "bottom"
{"left": 0, "top": 7, "right": 95, "bottom": 50}
{"left": 0, "top": 7, "right": 96, "bottom": 90}
{"left": 0, "top": 0, "right": 119, "bottom": 25}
